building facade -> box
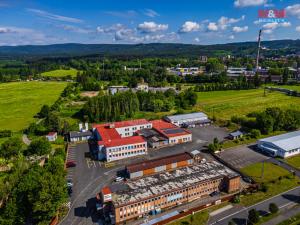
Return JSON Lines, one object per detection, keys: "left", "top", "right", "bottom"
{"left": 93, "top": 119, "right": 149, "bottom": 162}
{"left": 103, "top": 160, "right": 241, "bottom": 224}
{"left": 258, "top": 130, "right": 300, "bottom": 158}
{"left": 126, "top": 152, "right": 194, "bottom": 179}
{"left": 164, "top": 112, "right": 209, "bottom": 127}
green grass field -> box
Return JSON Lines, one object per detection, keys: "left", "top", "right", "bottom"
{"left": 41, "top": 68, "right": 78, "bottom": 77}
{"left": 0, "top": 82, "right": 67, "bottom": 131}
{"left": 195, "top": 89, "right": 300, "bottom": 120}
{"left": 240, "top": 162, "right": 299, "bottom": 206}
{"left": 285, "top": 155, "right": 300, "bottom": 169}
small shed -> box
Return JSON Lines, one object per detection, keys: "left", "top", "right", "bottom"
{"left": 46, "top": 132, "right": 57, "bottom": 142}
{"left": 228, "top": 130, "right": 243, "bottom": 140}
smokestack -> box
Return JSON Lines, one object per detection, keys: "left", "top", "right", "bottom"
{"left": 85, "top": 122, "right": 89, "bottom": 130}
{"left": 256, "top": 29, "right": 262, "bottom": 70}
{"left": 79, "top": 123, "right": 83, "bottom": 131}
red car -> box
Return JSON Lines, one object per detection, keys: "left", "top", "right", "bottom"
{"left": 66, "top": 161, "right": 76, "bottom": 168}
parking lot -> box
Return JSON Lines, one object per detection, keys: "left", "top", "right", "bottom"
{"left": 61, "top": 125, "right": 229, "bottom": 225}
{"left": 218, "top": 145, "right": 270, "bottom": 169}
{"left": 148, "top": 125, "right": 228, "bottom": 159}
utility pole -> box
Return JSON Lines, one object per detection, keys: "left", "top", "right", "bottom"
{"left": 261, "top": 161, "right": 264, "bottom": 179}
{"left": 256, "top": 29, "right": 262, "bottom": 70}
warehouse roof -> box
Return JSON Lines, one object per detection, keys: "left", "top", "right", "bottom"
{"left": 165, "top": 112, "right": 208, "bottom": 122}
{"left": 69, "top": 130, "right": 92, "bottom": 138}
{"left": 111, "top": 160, "right": 238, "bottom": 206}
{"left": 126, "top": 152, "right": 193, "bottom": 173}
{"left": 259, "top": 130, "right": 300, "bottom": 151}
{"left": 151, "top": 120, "right": 191, "bottom": 138}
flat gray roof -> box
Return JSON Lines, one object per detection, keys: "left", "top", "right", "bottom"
{"left": 259, "top": 130, "right": 300, "bottom": 151}
{"left": 165, "top": 112, "right": 208, "bottom": 122}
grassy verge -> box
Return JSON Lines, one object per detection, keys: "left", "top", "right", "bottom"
{"left": 240, "top": 162, "right": 299, "bottom": 206}
{"left": 277, "top": 211, "right": 300, "bottom": 225}
{"left": 222, "top": 131, "right": 288, "bottom": 149}
{"left": 285, "top": 155, "right": 300, "bottom": 169}
{"left": 168, "top": 202, "right": 229, "bottom": 225}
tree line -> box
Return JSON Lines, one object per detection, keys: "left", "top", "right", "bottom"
{"left": 83, "top": 89, "right": 197, "bottom": 122}
{"left": 232, "top": 107, "right": 300, "bottom": 135}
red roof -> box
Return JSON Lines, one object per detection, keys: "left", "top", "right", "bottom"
{"left": 151, "top": 119, "right": 191, "bottom": 138}
{"left": 94, "top": 122, "right": 146, "bottom": 148}
{"left": 126, "top": 152, "right": 193, "bottom": 173}
{"left": 47, "top": 132, "right": 57, "bottom": 136}
{"left": 93, "top": 119, "right": 150, "bottom": 129}
{"left": 101, "top": 186, "right": 112, "bottom": 195}
{"left": 98, "top": 135, "right": 146, "bottom": 147}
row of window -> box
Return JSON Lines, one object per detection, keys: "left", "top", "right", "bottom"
{"left": 109, "top": 149, "right": 146, "bottom": 158}
{"left": 123, "top": 125, "right": 151, "bottom": 132}
{"left": 108, "top": 144, "right": 146, "bottom": 153}
{"left": 119, "top": 179, "right": 221, "bottom": 219}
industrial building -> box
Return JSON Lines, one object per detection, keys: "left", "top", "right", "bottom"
{"left": 69, "top": 122, "right": 92, "bottom": 142}
{"left": 102, "top": 159, "right": 240, "bottom": 224}
{"left": 257, "top": 130, "right": 300, "bottom": 158}
{"left": 125, "top": 152, "right": 195, "bottom": 179}
{"left": 164, "top": 112, "right": 210, "bottom": 127}
{"left": 93, "top": 119, "right": 149, "bottom": 161}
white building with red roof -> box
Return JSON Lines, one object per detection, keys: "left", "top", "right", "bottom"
{"left": 93, "top": 119, "right": 149, "bottom": 162}
{"left": 151, "top": 120, "right": 192, "bottom": 145}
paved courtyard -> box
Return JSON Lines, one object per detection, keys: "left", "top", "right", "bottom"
{"left": 218, "top": 145, "right": 270, "bottom": 169}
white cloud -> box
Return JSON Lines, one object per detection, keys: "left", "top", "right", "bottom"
{"left": 96, "top": 24, "right": 124, "bottom": 34}
{"left": 286, "top": 4, "right": 300, "bottom": 19}
{"left": 194, "top": 37, "right": 200, "bottom": 42}
{"left": 179, "top": 21, "right": 200, "bottom": 33}
{"left": 296, "top": 26, "right": 300, "bottom": 32}
{"left": 0, "top": 26, "right": 59, "bottom": 45}
{"left": 232, "top": 26, "right": 248, "bottom": 33}
{"left": 229, "top": 35, "right": 235, "bottom": 40}
{"left": 143, "top": 9, "right": 159, "bottom": 18}
{"left": 137, "top": 21, "right": 168, "bottom": 33}
{"left": 262, "top": 22, "right": 291, "bottom": 30}
{"left": 27, "top": 8, "right": 83, "bottom": 23}
{"left": 218, "top": 15, "right": 245, "bottom": 30}
{"left": 115, "top": 28, "right": 134, "bottom": 41}
{"left": 207, "top": 22, "right": 218, "bottom": 31}
{"left": 263, "top": 29, "right": 273, "bottom": 34}
{"left": 234, "top": 0, "right": 266, "bottom": 7}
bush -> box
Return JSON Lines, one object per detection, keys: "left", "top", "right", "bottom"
{"left": 26, "top": 137, "right": 52, "bottom": 156}
{"left": 0, "top": 130, "right": 12, "bottom": 138}
{"left": 248, "top": 208, "right": 260, "bottom": 224}
{"left": 269, "top": 203, "right": 279, "bottom": 214}
{"left": 260, "top": 183, "right": 268, "bottom": 192}
{"left": 233, "top": 195, "right": 240, "bottom": 204}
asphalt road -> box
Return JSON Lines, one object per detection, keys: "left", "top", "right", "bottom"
{"left": 59, "top": 125, "right": 228, "bottom": 225}
{"left": 208, "top": 186, "right": 300, "bottom": 225}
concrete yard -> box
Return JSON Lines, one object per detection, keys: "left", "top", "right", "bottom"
{"left": 218, "top": 145, "right": 269, "bottom": 169}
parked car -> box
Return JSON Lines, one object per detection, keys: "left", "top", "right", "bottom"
{"left": 115, "top": 176, "right": 124, "bottom": 182}
{"left": 67, "top": 186, "right": 73, "bottom": 196}
{"left": 67, "top": 179, "right": 73, "bottom": 188}
{"left": 66, "top": 161, "right": 76, "bottom": 168}
{"left": 210, "top": 191, "right": 219, "bottom": 197}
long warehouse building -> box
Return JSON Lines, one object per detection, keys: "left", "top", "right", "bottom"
{"left": 164, "top": 112, "right": 210, "bottom": 127}
{"left": 258, "top": 130, "right": 300, "bottom": 158}
{"left": 102, "top": 160, "right": 241, "bottom": 224}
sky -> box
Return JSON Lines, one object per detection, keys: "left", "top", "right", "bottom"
{"left": 0, "top": 0, "right": 300, "bottom": 46}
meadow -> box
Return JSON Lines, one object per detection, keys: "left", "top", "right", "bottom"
{"left": 195, "top": 89, "right": 300, "bottom": 120}
{"left": 41, "top": 68, "right": 78, "bottom": 77}
{"left": 0, "top": 82, "right": 67, "bottom": 131}
{"left": 240, "top": 162, "right": 299, "bottom": 206}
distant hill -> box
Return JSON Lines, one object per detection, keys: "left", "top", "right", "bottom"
{"left": 0, "top": 40, "right": 299, "bottom": 59}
